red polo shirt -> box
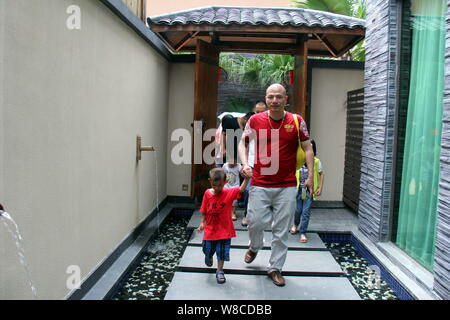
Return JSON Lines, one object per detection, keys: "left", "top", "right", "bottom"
{"left": 242, "top": 111, "right": 309, "bottom": 188}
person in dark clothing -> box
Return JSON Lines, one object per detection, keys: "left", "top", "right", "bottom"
{"left": 241, "top": 101, "right": 268, "bottom": 226}
{"left": 221, "top": 112, "right": 254, "bottom": 164}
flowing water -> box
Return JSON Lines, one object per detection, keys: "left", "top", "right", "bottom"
{"left": 154, "top": 150, "right": 160, "bottom": 233}
{"left": 0, "top": 211, "right": 38, "bottom": 298}
{"left": 152, "top": 150, "right": 165, "bottom": 250}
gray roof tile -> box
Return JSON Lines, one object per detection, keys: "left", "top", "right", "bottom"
{"left": 149, "top": 6, "right": 366, "bottom": 29}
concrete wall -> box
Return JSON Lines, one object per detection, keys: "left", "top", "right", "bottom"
{"left": 166, "top": 63, "right": 195, "bottom": 196}
{"left": 309, "top": 67, "right": 364, "bottom": 201}
{"left": 0, "top": 0, "right": 169, "bottom": 299}
{"left": 0, "top": 0, "right": 4, "bottom": 219}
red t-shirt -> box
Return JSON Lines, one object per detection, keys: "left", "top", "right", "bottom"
{"left": 242, "top": 111, "right": 309, "bottom": 188}
{"left": 200, "top": 187, "right": 241, "bottom": 240}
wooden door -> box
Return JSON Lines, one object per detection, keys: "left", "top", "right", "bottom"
{"left": 191, "top": 40, "right": 220, "bottom": 199}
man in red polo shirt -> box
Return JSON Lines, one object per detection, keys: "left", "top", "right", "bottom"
{"left": 238, "top": 83, "right": 314, "bottom": 287}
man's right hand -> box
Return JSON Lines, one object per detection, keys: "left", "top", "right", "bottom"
{"left": 242, "top": 164, "right": 253, "bottom": 179}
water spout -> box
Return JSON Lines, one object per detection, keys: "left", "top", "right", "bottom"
{"left": 1, "top": 209, "right": 38, "bottom": 298}
{"left": 136, "top": 136, "right": 156, "bottom": 161}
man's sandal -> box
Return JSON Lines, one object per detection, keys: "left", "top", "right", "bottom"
{"left": 216, "top": 271, "right": 226, "bottom": 284}
{"left": 289, "top": 225, "right": 298, "bottom": 235}
{"left": 244, "top": 249, "right": 257, "bottom": 264}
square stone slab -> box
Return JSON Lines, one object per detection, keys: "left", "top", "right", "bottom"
{"left": 164, "top": 272, "right": 360, "bottom": 300}
{"left": 178, "top": 246, "right": 344, "bottom": 275}
{"left": 189, "top": 230, "right": 327, "bottom": 250}
{"left": 187, "top": 208, "right": 358, "bottom": 232}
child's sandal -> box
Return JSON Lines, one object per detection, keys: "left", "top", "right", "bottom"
{"left": 216, "top": 271, "right": 226, "bottom": 284}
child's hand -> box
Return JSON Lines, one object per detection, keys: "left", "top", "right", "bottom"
{"left": 197, "top": 222, "right": 205, "bottom": 233}
{"left": 315, "top": 189, "right": 322, "bottom": 197}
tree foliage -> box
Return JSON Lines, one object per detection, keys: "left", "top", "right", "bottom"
{"left": 220, "top": 53, "right": 294, "bottom": 87}
{"left": 292, "top": 0, "right": 366, "bottom": 61}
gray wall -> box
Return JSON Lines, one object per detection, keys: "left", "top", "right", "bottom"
{"left": 358, "top": 0, "right": 398, "bottom": 242}
{"left": 433, "top": 0, "right": 450, "bottom": 301}
{"left": 0, "top": 0, "right": 169, "bottom": 299}
{"left": 0, "top": 0, "right": 4, "bottom": 222}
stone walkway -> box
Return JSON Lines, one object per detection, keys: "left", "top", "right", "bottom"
{"left": 165, "top": 208, "right": 360, "bottom": 300}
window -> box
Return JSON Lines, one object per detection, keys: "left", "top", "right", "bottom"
{"left": 392, "top": 0, "right": 446, "bottom": 270}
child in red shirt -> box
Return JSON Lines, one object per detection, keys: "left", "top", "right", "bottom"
{"left": 197, "top": 167, "right": 249, "bottom": 284}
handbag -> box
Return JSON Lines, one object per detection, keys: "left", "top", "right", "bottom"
{"left": 293, "top": 114, "right": 306, "bottom": 170}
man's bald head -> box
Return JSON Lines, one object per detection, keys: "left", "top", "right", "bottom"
{"left": 266, "top": 83, "right": 286, "bottom": 96}
{"left": 265, "top": 83, "right": 288, "bottom": 114}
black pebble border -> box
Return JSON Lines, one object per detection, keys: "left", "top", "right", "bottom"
{"left": 325, "top": 242, "right": 399, "bottom": 300}
{"left": 113, "top": 215, "right": 399, "bottom": 300}
{"left": 113, "top": 215, "right": 192, "bottom": 300}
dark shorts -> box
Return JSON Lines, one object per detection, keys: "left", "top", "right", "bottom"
{"left": 202, "top": 238, "right": 231, "bottom": 261}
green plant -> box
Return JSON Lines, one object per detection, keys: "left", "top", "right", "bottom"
{"left": 292, "top": 0, "right": 354, "bottom": 15}
{"left": 224, "top": 97, "right": 253, "bottom": 113}
{"left": 220, "top": 53, "right": 294, "bottom": 87}
{"left": 291, "top": 0, "right": 366, "bottom": 61}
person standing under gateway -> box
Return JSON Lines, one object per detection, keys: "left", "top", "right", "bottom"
{"left": 238, "top": 83, "right": 314, "bottom": 287}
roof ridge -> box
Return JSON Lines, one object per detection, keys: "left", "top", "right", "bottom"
{"left": 150, "top": 6, "right": 365, "bottom": 24}
{"left": 149, "top": 6, "right": 366, "bottom": 28}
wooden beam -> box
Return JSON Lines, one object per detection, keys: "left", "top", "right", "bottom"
{"left": 217, "top": 41, "right": 300, "bottom": 53}
{"left": 177, "top": 45, "right": 331, "bottom": 56}
{"left": 335, "top": 35, "right": 365, "bottom": 57}
{"left": 150, "top": 24, "right": 365, "bottom": 36}
{"left": 219, "top": 35, "right": 297, "bottom": 44}
{"left": 173, "top": 31, "right": 199, "bottom": 51}
{"left": 313, "top": 33, "right": 339, "bottom": 57}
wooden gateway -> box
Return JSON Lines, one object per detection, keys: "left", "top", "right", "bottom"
{"left": 147, "top": 6, "right": 365, "bottom": 198}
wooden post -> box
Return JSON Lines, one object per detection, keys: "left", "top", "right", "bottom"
{"left": 292, "top": 36, "right": 309, "bottom": 125}
{"left": 191, "top": 40, "right": 220, "bottom": 198}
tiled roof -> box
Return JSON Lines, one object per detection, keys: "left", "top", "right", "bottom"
{"left": 148, "top": 6, "right": 365, "bottom": 30}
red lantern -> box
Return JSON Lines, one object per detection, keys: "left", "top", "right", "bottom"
{"left": 289, "top": 70, "right": 294, "bottom": 85}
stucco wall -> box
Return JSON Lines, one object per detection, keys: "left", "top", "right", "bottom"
{"left": 309, "top": 67, "right": 364, "bottom": 201}
{"left": 0, "top": 0, "right": 169, "bottom": 299}
{"left": 166, "top": 63, "right": 195, "bottom": 196}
